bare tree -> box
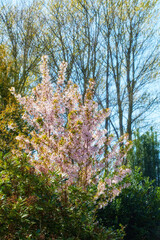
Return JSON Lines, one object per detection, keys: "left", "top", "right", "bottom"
{"left": 0, "top": 0, "right": 43, "bottom": 94}
{"left": 40, "top": 0, "right": 104, "bottom": 103}
{"left": 99, "top": 0, "right": 160, "bottom": 140}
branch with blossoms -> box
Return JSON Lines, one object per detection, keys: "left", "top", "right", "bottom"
{"left": 10, "top": 55, "right": 132, "bottom": 208}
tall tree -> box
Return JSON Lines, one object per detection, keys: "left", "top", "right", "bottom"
{"left": 40, "top": 0, "right": 104, "bottom": 103}
{"left": 99, "top": 0, "right": 159, "bottom": 140}
{"left": 0, "top": 0, "right": 43, "bottom": 95}
{"left": 128, "top": 128, "right": 160, "bottom": 186}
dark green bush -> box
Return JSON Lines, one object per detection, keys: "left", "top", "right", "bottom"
{"left": 128, "top": 129, "right": 160, "bottom": 186}
{"left": 97, "top": 168, "right": 160, "bottom": 240}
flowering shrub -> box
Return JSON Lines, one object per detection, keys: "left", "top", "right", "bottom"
{"left": 10, "top": 55, "right": 131, "bottom": 209}
{"left": 0, "top": 153, "right": 125, "bottom": 239}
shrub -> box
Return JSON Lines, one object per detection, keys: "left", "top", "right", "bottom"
{"left": 97, "top": 168, "right": 160, "bottom": 240}
{"left": 0, "top": 152, "right": 125, "bottom": 239}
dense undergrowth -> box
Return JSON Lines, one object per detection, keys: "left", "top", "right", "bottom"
{"left": 0, "top": 152, "right": 125, "bottom": 240}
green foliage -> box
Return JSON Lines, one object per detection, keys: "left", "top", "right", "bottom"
{"left": 0, "top": 152, "right": 125, "bottom": 239}
{"left": 97, "top": 168, "right": 160, "bottom": 240}
{"left": 0, "top": 44, "right": 13, "bottom": 110}
{"left": 0, "top": 152, "right": 61, "bottom": 239}
{"left": 0, "top": 100, "right": 31, "bottom": 155}
{"left": 128, "top": 128, "right": 160, "bottom": 186}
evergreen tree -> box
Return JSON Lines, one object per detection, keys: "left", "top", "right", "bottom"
{"left": 128, "top": 128, "right": 160, "bottom": 186}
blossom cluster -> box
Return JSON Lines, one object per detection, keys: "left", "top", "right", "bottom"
{"left": 10, "top": 56, "right": 131, "bottom": 207}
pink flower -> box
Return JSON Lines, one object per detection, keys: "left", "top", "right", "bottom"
{"left": 13, "top": 55, "right": 131, "bottom": 208}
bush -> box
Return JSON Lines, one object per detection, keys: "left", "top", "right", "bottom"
{"left": 0, "top": 152, "right": 125, "bottom": 239}
{"left": 97, "top": 168, "right": 160, "bottom": 240}
{"left": 0, "top": 152, "right": 62, "bottom": 239}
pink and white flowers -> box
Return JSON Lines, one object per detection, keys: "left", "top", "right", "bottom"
{"left": 11, "top": 56, "right": 131, "bottom": 208}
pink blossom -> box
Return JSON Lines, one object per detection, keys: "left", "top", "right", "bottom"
{"left": 11, "top": 55, "right": 132, "bottom": 208}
